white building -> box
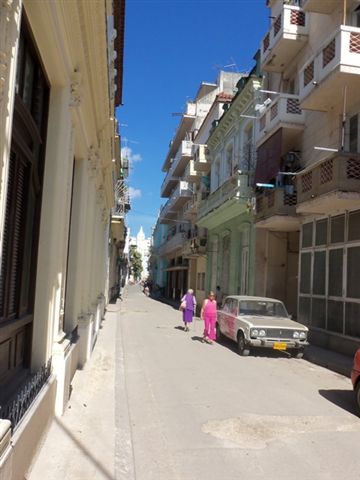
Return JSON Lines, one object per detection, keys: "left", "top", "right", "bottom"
{"left": 130, "top": 226, "right": 151, "bottom": 279}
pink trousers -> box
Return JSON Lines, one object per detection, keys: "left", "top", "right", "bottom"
{"left": 203, "top": 314, "right": 216, "bottom": 340}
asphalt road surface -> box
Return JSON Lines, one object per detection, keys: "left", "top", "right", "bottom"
{"left": 116, "top": 286, "right": 360, "bottom": 480}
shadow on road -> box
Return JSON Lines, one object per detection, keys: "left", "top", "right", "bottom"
{"left": 174, "top": 325, "right": 186, "bottom": 331}
{"left": 318, "top": 389, "right": 358, "bottom": 417}
{"left": 217, "top": 336, "right": 291, "bottom": 359}
{"left": 191, "top": 336, "right": 206, "bottom": 343}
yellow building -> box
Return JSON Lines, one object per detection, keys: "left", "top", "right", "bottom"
{"left": 0, "top": 1, "right": 125, "bottom": 478}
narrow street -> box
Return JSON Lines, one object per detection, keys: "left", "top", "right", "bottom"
{"left": 29, "top": 286, "right": 360, "bottom": 480}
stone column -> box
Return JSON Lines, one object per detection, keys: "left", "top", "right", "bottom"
{"left": 32, "top": 86, "right": 74, "bottom": 370}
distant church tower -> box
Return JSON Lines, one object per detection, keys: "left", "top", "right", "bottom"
{"left": 130, "top": 226, "right": 151, "bottom": 280}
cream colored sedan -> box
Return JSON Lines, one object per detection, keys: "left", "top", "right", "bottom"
{"left": 216, "top": 296, "right": 309, "bottom": 358}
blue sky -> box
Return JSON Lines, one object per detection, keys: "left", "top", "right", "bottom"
{"left": 117, "top": 0, "right": 269, "bottom": 238}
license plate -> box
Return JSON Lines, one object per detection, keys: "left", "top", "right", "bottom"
{"left": 273, "top": 342, "right": 287, "bottom": 351}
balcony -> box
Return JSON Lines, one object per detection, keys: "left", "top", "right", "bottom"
{"left": 193, "top": 144, "right": 210, "bottom": 172}
{"left": 296, "top": 152, "right": 360, "bottom": 214}
{"left": 184, "top": 160, "right": 201, "bottom": 183}
{"left": 256, "top": 94, "right": 305, "bottom": 147}
{"left": 182, "top": 236, "right": 207, "bottom": 258}
{"left": 158, "top": 231, "right": 188, "bottom": 257}
{"left": 302, "top": 0, "right": 338, "bottom": 13}
{"left": 197, "top": 172, "right": 252, "bottom": 227}
{"left": 159, "top": 198, "right": 176, "bottom": 224}
{"left": 160, "top": 167, "right": 179, "bottom": 198}
{"left": 299, "top": 26, "right": 360, "bottom": 111}
{"left": 255, "top": 188, "right": 300, "bottom": 231}
{"left": 170, "top": 140, "right": 193, "bottom": 177}
{"left": 261, "top": 4, "right": 309, "bottom": 72}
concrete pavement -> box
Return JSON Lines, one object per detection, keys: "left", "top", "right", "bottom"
{"left": 26, "top": 286, "right": 358, "bottom": 479}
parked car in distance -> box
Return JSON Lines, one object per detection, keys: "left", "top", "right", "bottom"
{"left": 351, "top": 348, "right": 360, "bottom": 414}
{"left": 216, "top": 296, "right": 309, "bottom": 357}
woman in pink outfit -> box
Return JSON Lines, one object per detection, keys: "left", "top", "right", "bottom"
{"left": 200, "top": 291, "right": 217, "bottom": 344}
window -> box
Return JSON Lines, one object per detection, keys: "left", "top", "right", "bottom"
{"left": 328, "top": 249, "right": 343, "bottom": 297}
{"left": 315, "top": 219, "right": 328, "bottom": 246}
{"left": 302, "top": 223, "right": 313, "bottom": 248}
{"left": 300, "top": 252, "right": 311, "bottom": 294}
{"left": 327, "top": 301, "right": 343, "bottom": 333}
{"left": 345, "top": 302, "right": 360, "bottom": 338}
{"left": 348, "top": 210, "right": 360, "bottom": 241}
{"left": 347, "top": 247, "right": 360, "bottom": 298}
{"left": 311, "top": 298, "right": 326, "bottom": 329}
{"left": 330, "top": 215, "right": 344, "bottom": 244}
{"left": 349, "top": 114, "right": 358, "bottom": 152}
{"left": 313, "top": 251, "right": 326, "bottom": 295}
{"left": 298, "top": 297, "right": 310, "bottom": 325}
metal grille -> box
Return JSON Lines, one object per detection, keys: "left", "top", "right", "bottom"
{"left": 322, "top": 38, "right": 336, "bottom": 68}
{"left": 270, "top": 102, "right": 278, "bottom": 121}
{"left": 291, "top": 10, "right": 305, "bottom": 26}
{"left": 263, "top": 33, "right": 270, "bottom": 53}
{"left": 301, "top": 171, "right": 312, "bottom": 193}
{"left": 274, "top": 14, "right": 282, "bottom": 37}
{"left": 287, "top": 98, "right": 301, "bottom": 114}
{"left": 284, "top": 192, "right": 297, "bottom": 206}
{"left": 350, "top": 32, "right": 360, "bottom": 53}
{"left": 0, "top": 359, "right": 52, "bottom": 430}
{"left": 320, "top": 159, "right": 333, "bottom": 184}
{"left": 265, "top": 329, "right": 299, "bottom": 340}
{"left": 260, "top": 115, "right": 266, "bottom": 131}
{"left": 347, "top": 158, "right": 360, "bottom": 179}
{"left": 303, "top": 61, "right": 314, "bottom": 87}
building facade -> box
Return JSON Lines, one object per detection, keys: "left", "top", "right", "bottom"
{"left": 159, "top": 72, "right": 242, "bottom": 302}
{"left": 0, "top": 1, "right": 125, "bottom": 478}
{"left": 254, "top": 0, "right": 360, "bottom": 354}
{"left": 197, "top": 71, "right": 261, "bottom": 300}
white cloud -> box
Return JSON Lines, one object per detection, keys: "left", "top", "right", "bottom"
{"left": 121, "top": 146, "right": 142, "bottom": 164}
{"left": 129, "top": 187, "right": 142, "bottom": 199}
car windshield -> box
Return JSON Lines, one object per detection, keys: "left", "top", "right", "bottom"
{"left": 239, "top": 300, "right": 288, "bottom": 318}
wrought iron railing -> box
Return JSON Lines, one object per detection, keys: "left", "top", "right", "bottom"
{"left": 0, "top": 358, "right": 52, "bottom": 430}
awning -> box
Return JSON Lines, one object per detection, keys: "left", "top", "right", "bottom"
{"left": 254, "top": 129, "right": 282, "bottom": 185}
{"left": 163, "top": 266, "right": 189, "bottom": 272}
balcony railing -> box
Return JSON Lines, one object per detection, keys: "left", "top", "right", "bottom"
{"left": 182, "top": 236, "right": 207, "bottom": 258}
{"left": 193, "top": 144, "right": 210, "bottom": 172}
{"left": 296, "top": 152, "right": 360, "bottom": 212}
{"left": 185, "top": 159, "right": 201, "bottom": 183}
{"left": 158, "top": 231, "right": 188, "bottom": 257}
{"left": 256, "top": 94, "right": 305, "bottom": 146}
{"left": 261, "top": 4, "right": 309, "bottom": 72}
{"left": 198, "top": 172, "right": 252, "bottom": 220}
{"left": 299, "top": 26, "right": 360, "bottom": 110}
{"left": 170, "top": 140, "right": 193, "bottom": 176}
{"left": 255, "top": 188, "right": 299, "bottom": 231}
{"left": 302, "top": 0, "right": 338, "bottom": 14}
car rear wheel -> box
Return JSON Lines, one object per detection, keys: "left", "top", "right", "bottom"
{"left": 355, "top": 382, "right": 360, "bottom": 416}
{"left": 216, "top": 323, "right": 223, "bottom": 343}
{"left": 237, "top": 332, "right": 250, "bottom": 356}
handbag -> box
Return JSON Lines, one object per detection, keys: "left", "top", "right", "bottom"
{"left": 180, "top": 300, "right": 186, "bottom": 311}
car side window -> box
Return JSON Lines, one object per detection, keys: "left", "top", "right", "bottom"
{"left": 231, "top": 299, "right": 239, "bottom": 316}
{"left": 223, "top": 299, "right": 232, "bottom": 313}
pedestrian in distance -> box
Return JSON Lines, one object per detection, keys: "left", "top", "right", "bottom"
{"left": 180, "top": 289, "right": 197, "bottom": 332}
{"left": 201, "top": 291, "right": 217, "bottom": 344}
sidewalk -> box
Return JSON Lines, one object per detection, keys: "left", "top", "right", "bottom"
{"left": 26, "top": 301, "right": 123, "bottom": 480}
{"left": 304, "top": 344, "right": 354, "bottom": 378}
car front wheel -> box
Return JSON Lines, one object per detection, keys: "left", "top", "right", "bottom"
{"left": 292, "top": 348, "right": 304, "bottom": 359}
{"left": 237, "top": 332, "right": 250, "bottom": 356}
{"left": 355, "top": 382, "right": 360, "bottom": 416}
